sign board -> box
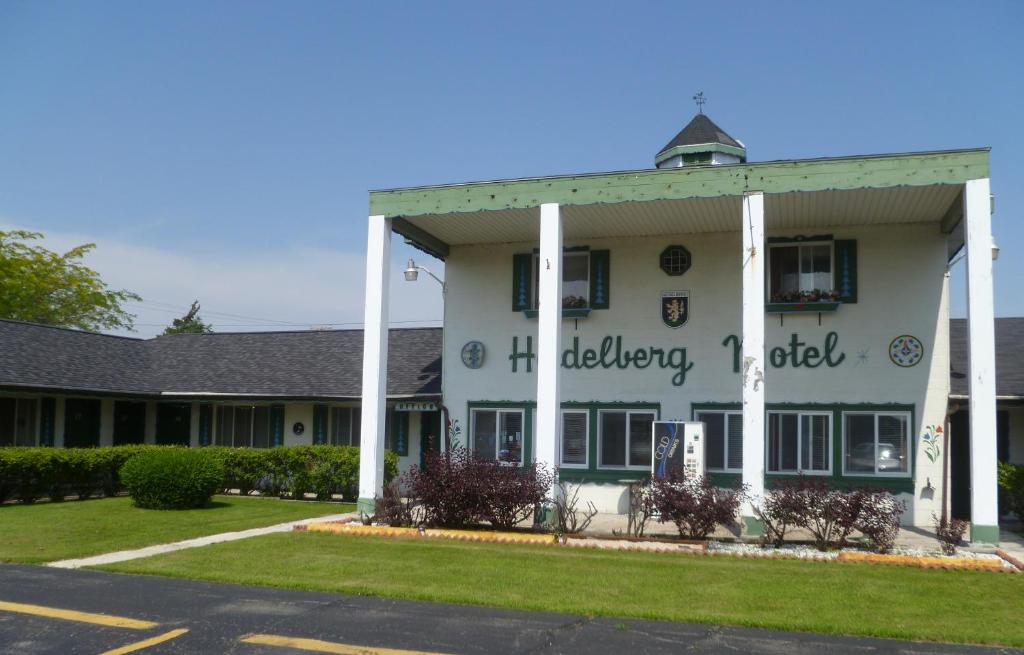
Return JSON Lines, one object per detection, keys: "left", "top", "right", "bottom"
{"left": 393, "top": 401, "right": 438, "bottom": 412}
{"left": 651, "top": 421, "right": 705, "bottom": 480}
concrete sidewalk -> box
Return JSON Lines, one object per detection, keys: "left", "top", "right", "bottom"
{"left": 45, "top": 512, "right": 354, "bottom": 569}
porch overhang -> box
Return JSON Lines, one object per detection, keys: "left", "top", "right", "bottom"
{"left": 371, "top": 148, "right": 989, "bottom": 260}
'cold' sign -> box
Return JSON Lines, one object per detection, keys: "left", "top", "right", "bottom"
{"left": 652, "top": 421, "right": 705, "bottom": 480}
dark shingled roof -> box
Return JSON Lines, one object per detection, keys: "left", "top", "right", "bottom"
{"left": 657, "top": 113, "right": 744, "bottom": 156}
{"left": 950, "top": 317, "right": 1024, "bottom": 398}
{"left": 0, "top": 320, "right": 441, "bottom": 399}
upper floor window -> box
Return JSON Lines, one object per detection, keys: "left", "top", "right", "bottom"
{"left": 768, "top": 242, "right": 835, "bottom": 303}
{"left": 533, "top": 250, "right": 589, "bottom": 309}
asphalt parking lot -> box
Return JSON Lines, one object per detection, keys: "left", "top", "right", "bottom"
{"left": 0, "top": 564, "right": 1020, "bottom": 654}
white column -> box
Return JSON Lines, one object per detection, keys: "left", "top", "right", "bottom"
{"left": 358, "top": 214, "right": 392, "bottom": 515}
{"left": 964, "top": 178, "right": 999, "bottom": 544}
{"left": 535, "top": 203, "right": 562, "bottom": 497}
{"left": 741, "top": 191, "right": 766, "bottom": 535}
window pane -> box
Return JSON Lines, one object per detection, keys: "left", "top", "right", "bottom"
{"left": 15, "top": 399, "right": 37, "bottom": 447}
{"left": 561, "top": 412, "right": 587, "bottom": 465}
{"left": 0, "top": 398, "right": 14, "bottom": 447}
{"left": 845, "top": 414, "right": 876, "bottom": 473}
{"left": 473, "top": 411, "right": 497, "bottom": 461}
{"left": 770, "top": 246, "right": 799, "bottom": 298}
{"left": 562, "top": 252, "right": 589, "bottom": 309}
{"left": 699, "top": 412, "right": 725, "bottom": 470}
{"left": 216, "top": 406, "right": 233, "bottom": 446}
{"left": 801, "top": 414, "right": 829, "bottom": 472}
{"left": 769, "top": 413, "right": 798, "bottom": 471}
{"left": 600, "top": 412, "right": 626, "bottom": 466}
{"left": 628, "top": 413, "right": 654, "bottom": 467}
{"left": 351, "top": 408, "right": 361, "bottom": 447}
{"left": 801, "top": 245, "right": 832, "bottom": 291}
{"left": 499, "top": 411, "right": 523, "bottom": 464}
{"left": 233, "top": 407, "right": 252, "bottom": 448}
{"left": 726, "top": 414, "right": 743, "bottom": 470}
{"left": 878, "top": 415, "right": 908, "bottom": 473}
{"left": 331, "top": 407, "right": 351, "bottom": 445}
{"left": 252, "top": 407, "right": 270, "bottom": 448}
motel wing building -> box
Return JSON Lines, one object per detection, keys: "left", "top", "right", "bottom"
{"left": 359, "top": 113, "right": 1002, "bottom": 543}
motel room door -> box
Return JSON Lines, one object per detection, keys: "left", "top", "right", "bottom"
{"left": 156, "top": 403, "right": 192, "bottom": 446}
{"left": 64, "top": 398, "right": 101, "bottom": 448}
{"left": 950, "top": 409, "right": 1010, "bottom": 521}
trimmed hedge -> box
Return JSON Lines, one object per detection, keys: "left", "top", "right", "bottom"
{"left": 999, "top": 462, "right": 1024, "bottom": 522}
{"left": 0, "top": 445, "right": 398, "bottom": 504}
{"left": 120, "top": 448, "right": 224, "bottom": 509}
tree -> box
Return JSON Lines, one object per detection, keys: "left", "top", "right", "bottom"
{"left": 0, "top": 230, "right": 141, "bottom": 331}
{"left": 163, "top": 300, "right": 213, "bottom": 335}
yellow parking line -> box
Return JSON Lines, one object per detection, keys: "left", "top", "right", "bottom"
{"left": 100, "top": 628, "right": 189, "bottom": 655}
{"left": 241, "top": 633, "right": 451, "bottom": 655}
{"left": 0, "top": 600, "right": 158, "bottom": 630}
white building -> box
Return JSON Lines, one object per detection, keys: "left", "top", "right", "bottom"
{"left": 358, "top": 113, "right": 1003, "bottom": 544}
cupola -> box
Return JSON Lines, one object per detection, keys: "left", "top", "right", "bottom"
{"left": 655, "top": 108, "right": 746, "bottom": 169}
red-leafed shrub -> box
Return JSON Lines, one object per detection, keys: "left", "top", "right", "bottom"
{"left": 375, "top": 480, "right": 415, "bottom": 527}
{"left": 403, "top": 447, "right": 552, "bottom": 529}
{"left": 934, "top": 514, "right": 969, "bottom": 555}
{"left": 644, "top": 471, "right": 745, "bottom": 539}
{"left": 790, "top": 478, "right": 863, "bottom": 551}
{"left": 480, "top": 461, "right": 553, "bottom": 529}
{"left": 753, "top": 480, "right": 806, "bottom": 547}
{"left": 854, "top": 489, "right": 905, "bottom": 553}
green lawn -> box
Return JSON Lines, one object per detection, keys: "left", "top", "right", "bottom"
{"left": 0, "top": 496, "right": 352, "bottom": 563}
{"left": 98, "top": 532, "right": 1024, "bottom": 647}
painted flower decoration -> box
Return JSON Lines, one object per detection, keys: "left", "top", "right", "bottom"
{"left": 922, "top": 424, "right": 943, "bottom": 464}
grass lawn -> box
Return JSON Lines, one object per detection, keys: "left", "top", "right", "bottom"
{"left": 98, "top": 532, "right": 1024, "bottom": 647}
{"left": 0, "top": 496, "right": 352, "bottom": 563}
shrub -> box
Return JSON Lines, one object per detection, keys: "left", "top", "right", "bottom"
{"left": 998, "top": 462, "right": 1024, "bottom": 522}
{"left": 753, "top": 480, "right": 806, "bottom": 547}
{"left": 0, "top": 448, "right": 59, "bottom": 503}
{"left": 552, "top": 480, "right": 598, "bottom": 535}
{"left": 644, "top": 472, "right": 744, "bottom": 539}
{"left": 480, "top": 461, "right": 552, "bottom": 529}
{"left": 934, "top": 513, "right": 969, "bottom": 556}
{"left": 120, "top": 448, "right": 224, "bottom": 509}
{"left": 791, "top": 478, "right": 863, "bottom": 551}
{"left": 374, "top": 480, "right": 415, "bottom": 527}
{"left": 404, "top": 448, "right": 488, "bottom": 528}
{"left": 854, "top": 490, "right": 905, "bottom": 553}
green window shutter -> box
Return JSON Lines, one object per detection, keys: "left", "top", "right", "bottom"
{"left": 270, "top": 404, "right": 285, "bottom": 447}
{"left": 313, "top": 404, "right": 328, "bottom": 444}
{"left": 39, "top": 398, "right": 56, "bottom": 447}
{"left": 512, "top": 253, "right": 532, "bottom": 311}
{"left": 835, "top": 240, "right": 857, "bottom": 304}
{"left": 198, "top": 404, "right": 213, "bottom": 446}
{"left": 385, "top": 409, "right": 409, "bottom": 456}
{"left": 589, "top": 249, "right": 610, "bottom": 309}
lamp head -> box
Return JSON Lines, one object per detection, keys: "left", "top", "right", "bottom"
{"left": 404, "top": 259, "right": 419, "bottom": 282}
{"left": 992, "top": 237, "right": 1000, "bottom": 261}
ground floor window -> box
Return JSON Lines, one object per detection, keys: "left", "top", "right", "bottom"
{"left": 216, "top": 405, "right": 271, "bottom": 448}
{"left": 767, "top": 412, "right": 831, "bottom": 474}
{"left": 560, "top": 410, "right": 588, "bottom": 467}
{"left": 0, "top": 397, "right": 37, "bottom": 447}
{"left": 471, "top": 408, "right": 524, "bottom": 465}
{"left": 599, "top": 409, "right": 655, "bottom": 469}
{"left": 843, "top": 412, "right": 911, "bottom": 476}
{"left": 696, "top": 410, "right": 742, "bottom": 472}
{"left": 330, "top": 406, "right": 361, "bottom": 446}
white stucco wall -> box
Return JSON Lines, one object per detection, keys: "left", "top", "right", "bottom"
{"left": 441, "top": 222, "right": 952, "bottom": 526}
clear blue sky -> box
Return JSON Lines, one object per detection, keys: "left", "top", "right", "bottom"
{"left": 1, "top": 1, "right": 1021, "bottom": 336}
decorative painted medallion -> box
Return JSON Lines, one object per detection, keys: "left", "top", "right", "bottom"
{"left": 292, "top": 422, "right": 305, "bottom": 436}
{"left": 461, "top": 341, "right": 485, "bottom": 369}
{"left": 661, "top": 291, "right": 690, "bottom": 329}
{"left": 888, "top": 335, "right": 924, "bottom": 367}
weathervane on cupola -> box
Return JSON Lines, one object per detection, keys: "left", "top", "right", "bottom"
{"left": 654, "top": 95, "right": 746, "bottom": 169}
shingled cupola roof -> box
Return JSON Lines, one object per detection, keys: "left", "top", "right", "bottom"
{"left": 655, "top": 113, "right": 747, "bottom": 169}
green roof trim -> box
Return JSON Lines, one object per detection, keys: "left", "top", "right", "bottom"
{"left": 369, "top": 149, "right": 989, "bottom": 219}
{"left": 654, "top": 142, "right": 747, "bottom": 165}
